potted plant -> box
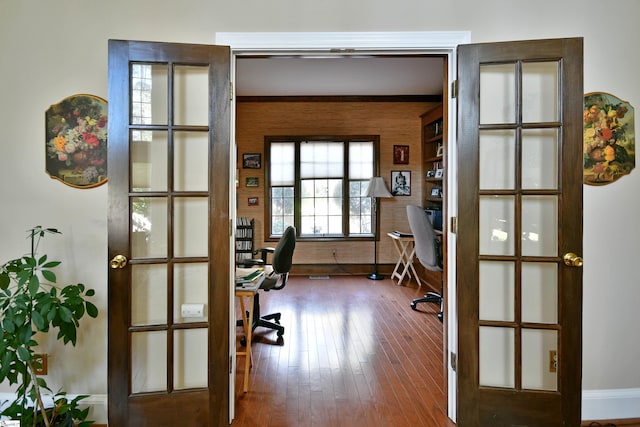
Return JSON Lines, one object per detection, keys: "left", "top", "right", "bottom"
{"left": 0, "top": 226, "right": 98, "bottom": 427}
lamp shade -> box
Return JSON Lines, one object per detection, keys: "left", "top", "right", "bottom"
{"left": 365, "top": 176, "right": 392, "bottom": 198}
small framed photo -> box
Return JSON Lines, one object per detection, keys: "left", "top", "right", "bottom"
{"left": 243, "top": 153, "right": 261, "bottom": 169}
{"left": 435, "top": 168, "right": 444, "bottom": 179}
{"left": 436, "top": 144, "right": 444, "bottom": 158}
{"left": 393, "top": 145, "right": 409, "bottom": 164}
{"left": 391, "top": 170, "right": 411, "bottom": 196}
{"left": 248, "top": 197, "right": 259, "bottom": 206}
{"left": 245, "top": 177, "right": 259, "bottom": 187}
{"left": 430, "top": 187, "right": 441, "bottom": 197}
{"left": 426, "top": 170, "right": 436, "bottom": 179}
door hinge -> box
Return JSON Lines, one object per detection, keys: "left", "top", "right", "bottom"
{"left": 451, "top": 80, "right": 458, "bottom": 98}
{"left": 230, "top": 219, "right": 234, "bottom": 236}
{"left": 450, "top": 352, "right": 457, "bottom": 372}
{"left": 230, "top": 81, "right": 234, "bottom": 101}
{"left": 229, "top": 355, "right": 233, "bottom": 374}
{"left": 450, "top": 216, "right": 457, "bottom": 234}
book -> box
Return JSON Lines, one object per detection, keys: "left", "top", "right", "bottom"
{"left": 235, "top": 267, "right": 264, "bottom": 284}
{"left": 391, "top": 230, "right": 413, "bottom": 238}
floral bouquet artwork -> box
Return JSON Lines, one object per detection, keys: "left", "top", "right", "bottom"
{"left": 46, "top": 94, "right": 108, "bottom": 188}
{"left": 583, "top": 92, "right": 635, "bottom": 186}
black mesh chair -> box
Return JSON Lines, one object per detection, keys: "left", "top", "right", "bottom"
{"left": 238, "top": 225, "right": 296, "bottom": 345}
{"left": 406, "top": 205, "right": 443, "bottom": 321}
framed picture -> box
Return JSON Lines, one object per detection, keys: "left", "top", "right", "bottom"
{"left": 243, "top": 153, "right": 261, "bottom": 169}
{"left": 426, "top": 169, "right": 436, "bottom": 178}
{"left": 435, "top": 168, "right": 444, "bottom": 179}
{"left": 430, "top": 187, "right": 441, "bottom": 197}
{"left": 436, "top": 144, "right": 444, "bottom": 158}
{"left": 45, "top": 94, "right": 108, "bottom": 188}
{"left": 245, "top": 177, "right": 259, "bottom": 187}
{"left": 393, "top": 145, "right": 409, "bottom": 164}
{"left": 391, "top": 170, "right": 411, "bottom": 196}
{"left": 248, "top": 197, "right": 259, "bottom": 206}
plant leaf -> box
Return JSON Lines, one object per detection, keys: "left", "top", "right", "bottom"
{"left": 42, "top": 269, "right": 57, "bottom": 283}
{"left": 86, "top": 301, "right": 99, "bottom": 318}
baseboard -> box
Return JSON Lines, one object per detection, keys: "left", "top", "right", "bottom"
{"left": 583, "top": 388, "right": 640, "bottom": 421}
{"left": 0, "top": 393, "right": 107, "bottom": 425}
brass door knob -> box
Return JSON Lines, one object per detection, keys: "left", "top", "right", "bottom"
{"left": 110, "top": 254, "right": 128, "bottom": 269}
{"left": 563, "top": 252, "right": 583, "bottom": 267}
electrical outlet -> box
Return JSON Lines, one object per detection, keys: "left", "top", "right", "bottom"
{"left": 549, "top": 350, "right": 557, "bottom": 373}
{"left": 34, "top": 353, "right": 48, "bottom": 375}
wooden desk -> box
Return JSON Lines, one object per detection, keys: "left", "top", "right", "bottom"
{"left": 387, "top": 232, "right": 419, "bottom": 286}
{"left": 235, "top": 272, "right": 264, "bottom": 393}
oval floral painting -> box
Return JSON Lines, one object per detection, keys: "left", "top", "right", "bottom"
{"left": 46, "top": 94, "right": 108, "bottom": 188}
{"left": 583, "top": 92, "right": 635, "bottom": 186}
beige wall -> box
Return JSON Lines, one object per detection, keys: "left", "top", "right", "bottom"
{"left": 236, "top": 101, "right": 436, "bottom": 265}
{"left": 1, "top": 0, "right": 639, "bottom": 420}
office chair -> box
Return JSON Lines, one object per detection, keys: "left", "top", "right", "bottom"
{"left": 238, "top": 225, "right": 296, "bottom": 345}
{"left": 406, "top": 205, "right": 443, "bottom": 321}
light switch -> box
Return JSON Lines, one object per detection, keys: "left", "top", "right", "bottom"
{"left": 181, "top": 303, "right": 205, "bottom": 318}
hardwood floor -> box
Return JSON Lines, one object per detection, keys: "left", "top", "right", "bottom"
{"left": 232, "top": 275, "right": 455, "bottom": 427}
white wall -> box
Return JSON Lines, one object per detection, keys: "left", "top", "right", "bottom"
{"left": 1, "top": 0, "right": 639, "bottom": 421}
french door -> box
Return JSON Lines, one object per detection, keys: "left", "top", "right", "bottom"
{"left": 456, "top": 38, "right": 584, "bottom": 426}
{"left": 107, "top": 40, "right": 231, "bottom": 426}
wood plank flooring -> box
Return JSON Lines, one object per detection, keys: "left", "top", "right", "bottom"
{"left": 232, "top": 275, "right": 454, "bottom": 427}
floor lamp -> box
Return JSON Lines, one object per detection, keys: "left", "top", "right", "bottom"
{"left": 365, "top": 176, "right": 393, "bottom": 280}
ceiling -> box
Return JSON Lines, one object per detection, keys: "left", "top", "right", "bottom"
{"left": 235, "top": 55, "right": 444, "bottom": 97}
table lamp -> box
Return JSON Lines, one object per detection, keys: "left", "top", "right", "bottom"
{"left": 365, "top": 176, "right": 393, "bottom": 280}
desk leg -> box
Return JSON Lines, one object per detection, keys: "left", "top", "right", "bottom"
{"left": 237, "top": 294, "right": 254, "bottom": 393}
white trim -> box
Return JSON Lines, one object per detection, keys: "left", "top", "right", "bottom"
{"left": 216, "top": 31, "right": 470, "bottom": 52}
{"left": 217, "top": 31, "right": 469, "bottom": 424}
{"left": 582, "top": 388, "right": 640, "bottom": 421}
{"left": 0, "top": 393, "right": 108, "bottom": 424}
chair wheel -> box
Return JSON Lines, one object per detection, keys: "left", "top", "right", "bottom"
{"left": 273, "top": 313, "right": 281, "bottom": 322}
{"left": 276, "top": 336, "right": 284, "bottom": 346}
{"left": 410, "top": 302, "right": 417, "bottom": 311}
{"left": 240, "top": 337, "right": 246, "bottom": 347}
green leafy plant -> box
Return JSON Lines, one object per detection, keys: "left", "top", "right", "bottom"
{"left": 0, "top": 226, "right": 98, "bottom": 427}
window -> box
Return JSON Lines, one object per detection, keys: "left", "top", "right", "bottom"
{"left": 266, "top": 136, "right": 378, "bottom": 239}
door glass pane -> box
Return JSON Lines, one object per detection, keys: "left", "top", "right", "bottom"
{"left": 522, "top": 129, "right": 559, "bottom": 190}
{"left": 131, "top": 63, "right": 168, "bottom": 125}
{"left": 479, "top": 130, "right": 516, "bottom": 190}
{"left": 479, "top": 196, "right": 515, "bottom": 256}
{"left": 522, "top": 196, "right": 558, "bottom": 257}
{"left": 174, "top": 131, "right": 208, "bottom": 191}
{"left": 174, "top": 196, "right": 208, "bottom": 257}
{"left": 174, "top": 65, "right": 209, "bottom": 126}
{"left": 522, "top": 262, "right": 558, "bottom": 324}
{"left": 131, "top": 131, "right": 168, "bottom": 192}
{"left": 131, "top": 264, "right": 167, "bottom": 326}
{"left": 522, "top": 61, "right": 559, "bottom": 123}
{"left": 174, "top": 262, "right": 208, "bottom": 323}
{"left": 522, "top": 329, "right": 558, "bottom": 391}
{"left": 479, "top": 326, "right": 514, "bottom": 388}
{"left": 479, "top": 261, "right": 514, "bottom": 322}
{"left": 131, "top": 331, "right": 167, "bottom": 393}
{"left": 480, "top": 63, "right": 516, "bottom": 125}
{"left": 174, "top": 328, "right": 208, "bottom": 389}
{"left": 131, "top": 197, "right": 167, "bottom": 259}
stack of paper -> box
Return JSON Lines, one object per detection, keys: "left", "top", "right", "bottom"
{"left": 235, "top": 267, "right": 264, "bottom": 284}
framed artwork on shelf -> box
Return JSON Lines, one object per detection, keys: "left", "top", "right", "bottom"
{"left": 430, "top": 187, "right": 441, "bottom": 198}
{"left": 436, "top": 144, "right": 444, "bottom": 158}
{"left": 435, "top": 168, "right": 444, "bottom": 179}
{"left": 243, "top": 153, "right": 261, "bottom": 169}
{"left": 426, "top": 169, "right": 436, "bottom": 178}
{"left": 393, "top": 145, "right": 409, "bottom": 164}
{"left": 391, "top": 170, "right": 411, "bottom": 196}
{"left": 245, "top": 177, "right": 259, "bottom": 187}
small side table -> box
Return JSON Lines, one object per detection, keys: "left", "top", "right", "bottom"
{"left": 387, "top": 232, "right": 419, "bottom": 286}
